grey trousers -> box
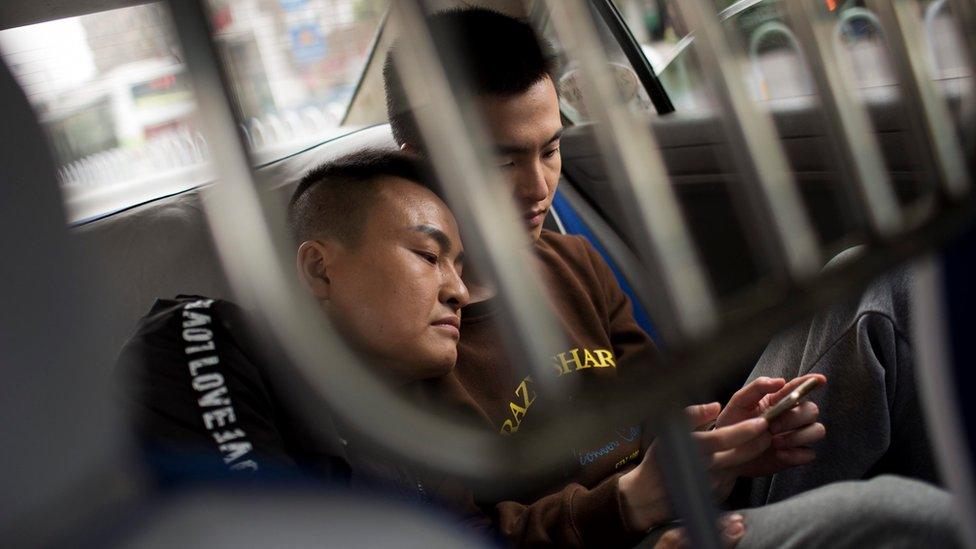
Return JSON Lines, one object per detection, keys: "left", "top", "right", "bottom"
{"left": 738, "top": 475, "right": 960, "bottom": 548}
{"left": 640, "top": 262, "right": 959, "bottom": 548}
{"left": 731, "top": 264, "right": 959, "bottom": 547}
{"left": 743, "top": 265, "right": 940, "bottom": 505}
{"left": 639, "top": 475, "right": 958, "bottom": 548}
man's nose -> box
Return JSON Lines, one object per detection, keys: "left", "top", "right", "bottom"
{"left": 514, "top": 161, "right": 549, "bottom": 204}
{"left": 442, "top": 266, "right": 470, "bottom": 310}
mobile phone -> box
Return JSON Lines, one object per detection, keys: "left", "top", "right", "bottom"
{"left": 761, "top": 377, "right": 824, "bottom": 421}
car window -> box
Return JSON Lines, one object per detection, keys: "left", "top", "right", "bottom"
{"left": 0, "top": 0, "right": 387, "bottom": 223}
{"left": 210, "top": 0, "right": 387, "bottom": 159}
{"left": 613, "top": 0, "right": 818, "bottom": 108}
{"left": 342, "top": 1, "right": 661, "bottom": 128}
{"left": 612, "top": 0, "right": 700, "bottom": 110}
{"left": 613, "top": 0, "right": 972, "bottom": 109}
{"left": 532, "top": 2, "right": 658, "bottom": 124}
{"left": 611, "top": 0, "right": 968, "bottom": 223}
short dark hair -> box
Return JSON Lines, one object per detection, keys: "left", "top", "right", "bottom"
{"left": 383, "top": 8, "right": 559, "bottom": 147}
{"left": 288, "top": 148, "right": 439, "bottom": 245}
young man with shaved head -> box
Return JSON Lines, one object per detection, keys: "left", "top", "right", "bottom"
{"left": 382, "top": 7, "right": 958, "bottom": 548}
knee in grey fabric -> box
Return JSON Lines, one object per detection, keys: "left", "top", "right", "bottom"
{"left": 738, "top": 476, "right": 960, "bottom": 549}
{"left": 744, "top": 267, "right": 939, "bottom": 505}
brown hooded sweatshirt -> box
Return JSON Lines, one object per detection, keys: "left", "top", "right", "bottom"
{"left": 422, "top": 229, "right": 660, "bottom": 547}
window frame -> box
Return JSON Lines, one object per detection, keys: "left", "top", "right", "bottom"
{"left": 598, "top": 0, "right": 676, "bottom": 114}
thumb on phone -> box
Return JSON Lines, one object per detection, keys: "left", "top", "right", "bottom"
{"left": 684, "top": 402, "right": 721, "bottom": 430}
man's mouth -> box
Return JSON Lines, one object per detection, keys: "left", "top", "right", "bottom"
{"left": 431, "top": 316, "right": 461, "bottom": 338}
{"left": 524, "top": 208, "right": 547, "bottom": 227}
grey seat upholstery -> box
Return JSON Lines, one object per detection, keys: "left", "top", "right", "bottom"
{"left": 73, "top": 124, "right": 397, "bottom": 357}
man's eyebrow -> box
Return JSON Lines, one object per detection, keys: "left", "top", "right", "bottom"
{"left": 494, "top": 128, "right": 564, "bottom": 156}
{"left": 410, "top": 224, "right": 452, "bottom": 254}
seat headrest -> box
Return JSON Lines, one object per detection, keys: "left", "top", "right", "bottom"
{"left": 258, "top": 124, "right": 398, "bottom": 200}
{"left": 72, "top": 124, "right": 397, "bottom": 357}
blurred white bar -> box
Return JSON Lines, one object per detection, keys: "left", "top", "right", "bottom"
{"left": 166, "top": 0, "right": 513, "bottom": 482}
{"left": 676, "top": 0, "right": 822, "bottom": 281}
{"left": 542, "top": 0, "right": 717, "bottom": 343}
{"left": 787, "top": 1, "right": 903, "bottom": 238}
{"left": 869, "top": 0, "right": 971, "bottom": 199}
{"left": 911, "top": 256, "right": 976, "bottom": 549}
{"left": 947, "top": 0, "right": 976, "bottom": 78}
{"left": 390, "top": 0, "right": 569, "bottom": 392}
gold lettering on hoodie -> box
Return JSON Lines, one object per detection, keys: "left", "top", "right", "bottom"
{"left": 501, "top": 348, "right": 617, "bottom": 434}
{"left": 551, "top": 348, "right": 617, "bottom": 376}
{"left": 553, "top": 349, "right": 582, "bottom": 375}
{"left": 500, "top": 376, "right": 537, "bottom": 435}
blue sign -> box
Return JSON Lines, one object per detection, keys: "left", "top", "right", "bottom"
{"left": 279, "top": 0, "right": 308, "bottom": 12}
{"left": 289, "top": 23, "right": 327, "bottom": 66}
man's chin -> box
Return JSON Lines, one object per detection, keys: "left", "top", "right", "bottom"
{"left": 407, "top": 348, "right": 457, "bottom": 379}
{"left": 415, "top": 356, "right": 456, "bottom": 380}
{"left": 529, "top": 225, "right": 545, "bottom": 242}
{"left": 375, "top": 360, "right": 454, "bottom": 386}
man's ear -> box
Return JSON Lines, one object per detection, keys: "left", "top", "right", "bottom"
{"left": 296, "top": 240, "right": 339, "bottom": 300}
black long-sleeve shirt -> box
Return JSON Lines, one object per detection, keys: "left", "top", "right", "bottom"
{"left": 116, "top": 296, "right": 349, "bottom": 481}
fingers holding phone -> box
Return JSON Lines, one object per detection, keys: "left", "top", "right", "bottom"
{"left": 760, "top": 374, "right": 826, "bottom": 421}
{"left": 763, "top": 375, "right": 826, "bottom": 466}
{"left": 692, "top": 417, "right": 772, "bottom": 501}
{"left": 693, "top": 418, "right": 770, "bottom": 466}
{"left": 761, "top": 374, "right": 827, "bottom": 447}
{"left": 772, "top": 421, "right": 826, "bottom": 449}
{"left": 729, "top": 374, "right": 827, "bottom": 477}
{"left": 715, "top": 377, "right": 786, "bottom": 429}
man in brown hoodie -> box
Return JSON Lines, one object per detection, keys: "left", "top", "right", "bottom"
{"left": 383, "top": 7, "right": 958, "bottom": 548}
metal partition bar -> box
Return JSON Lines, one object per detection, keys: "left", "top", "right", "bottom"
{"left": 540, "top": 1, "right": 720, "bottom": 546}
{"left": 948, "top": 0, "right": 976, "bottom": 154}
{"left": 165, "top": 0, "right": 524, "bottom": 482}
{"left": 947, "top": 0, "right": 976, "bottom": 84}
{"left": 675, "top": 0, "right": 822, "bottom": 283}
{"left": 389, "top": 0, "right": 569, "bottom": 393}
{"left": 542, "top": 0, "right": 716, "bottom": 343}
{"left": 747, "top": 21, "right": 809, "bottom": 102}
{"left": 912, "top": 256, "right": 976, "bottom": 549}
{"left": 869, "top": 0, "right": 971, "bottom": 199}
{"left": 787, "top": 1, "right": 903, "bottom": 239}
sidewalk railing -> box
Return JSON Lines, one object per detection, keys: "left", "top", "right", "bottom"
{"left": 59, "top": 105, "right": 355, "bottom": 221}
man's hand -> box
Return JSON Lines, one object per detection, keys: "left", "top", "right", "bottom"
{"left": 618, "top": 404, "right": 770, "bottom": 531}
{"left": 687, "top": 402, "right": 771, "bottom": 503}
{"left": 716, "top": 374, "right": 827, "bottom": 478}
{"left": 653, "top": 513, "right": 746, "bottom": 549}
{"left": 618, "top": 440, "right": 674, "bottom": 532}
{"left": 618, "top": 375, "right": 826, "bottom": 531}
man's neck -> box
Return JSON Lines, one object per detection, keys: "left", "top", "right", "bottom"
{"left": 462, "top": 234, "right": 545, "bottom": 305}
